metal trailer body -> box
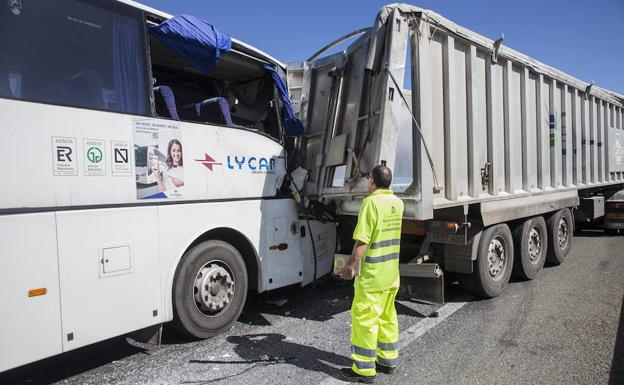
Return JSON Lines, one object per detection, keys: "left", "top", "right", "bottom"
{"left": 290, "top": 4, "right": 624, "bottom": 221}
{"left": 288, "top": 4, "right": 623, "bottom": 299}
{"left": 0, "top": 0, "right": 336, "bottom": 373}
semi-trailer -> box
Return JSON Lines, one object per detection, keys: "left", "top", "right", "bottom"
{"left": 288, "top": 3, "right": 624, "bottom": 300}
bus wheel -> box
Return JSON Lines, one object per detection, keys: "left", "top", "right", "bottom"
{"left": 172, "top": 240, "right": 248, "bottom": 338}
{"left": 512, "top": 216, "right": 547, "bottom": 280}
{"left": 460, "top": 224, "right": 514, "bottom": 298}
{"left": 546, "top": 208, "right": 573, "bottom": 265}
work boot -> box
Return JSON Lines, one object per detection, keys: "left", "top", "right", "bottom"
{"left": 340, "top": 368, "right": 376, "bottom": 383}
{"left": 376, "top": 362, "right": 397, "bottom": 374}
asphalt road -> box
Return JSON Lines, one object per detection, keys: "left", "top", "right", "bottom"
{"left": 2, "top": 230, "right": 623, "bottom": 385}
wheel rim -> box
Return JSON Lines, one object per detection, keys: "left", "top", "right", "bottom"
{"left": 527, "top": 227, "right": 542, "bottom": 264}
{"left": 193, "top": 260, "right": 235, "bottom": 317}
{"left": 557, "top": 216, "right": 569, "bottom": 250}
{"left": 487, "top": 236, "right": 507, "bottom": 281}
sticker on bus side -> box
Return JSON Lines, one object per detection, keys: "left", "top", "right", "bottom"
{"left": 83, "top": 139, "right": 106, "bottom": 176}
{"left": 52, "top": 136, "right": 78, "bottom": 176}
{"left": 133, "top": 119, "right": 184, "bottom": 199}
{"left": 111, "top": 141, "right": 132, "bottom": 177}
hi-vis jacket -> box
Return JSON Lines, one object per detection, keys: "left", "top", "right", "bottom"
{"left": 352, "top": 188, "right": 404, "bottom": 291}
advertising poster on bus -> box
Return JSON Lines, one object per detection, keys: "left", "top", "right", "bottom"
{"left": 134, "top": 120, "right": 184, "bottom": 199}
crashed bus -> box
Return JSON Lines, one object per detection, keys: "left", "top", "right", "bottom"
{"left": 0, "top": 0, "right": 336, "bottom": 372}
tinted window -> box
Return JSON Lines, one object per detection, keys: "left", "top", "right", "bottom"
{"left": 0, "top": 0, "right": 149, "bottom": 115}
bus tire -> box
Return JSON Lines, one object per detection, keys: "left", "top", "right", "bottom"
{"left": 171, "top": 240, "right": 248, "bottom": 339}
{"left": 512, "top": 216, "right": 547, "bottom": 280}
{"left": 546, "top": 208, "right": 573, "bottom": 265}
{"left": 459, "top": 224, "right": 514, "bottom": 298}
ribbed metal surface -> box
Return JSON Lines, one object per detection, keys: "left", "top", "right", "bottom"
{"left": 288, "top": 5, "right": 624, "bottom": 221}
{"left": 412, "top": 21, "right": 624, "bottom": 211}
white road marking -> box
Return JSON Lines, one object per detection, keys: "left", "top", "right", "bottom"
{"left": 398, "top": 296, "right": 469, "bottom": 349}
{"left": 318, "top": 296, "right": 470, "bottom": 384}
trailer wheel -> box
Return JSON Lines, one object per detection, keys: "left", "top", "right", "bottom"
{"left": 546, "top": 208, "right": 573, "bottom": 265}
{"left": 171, "top": 240, "right": 248, "bottom": 338}
{"left": 512, "top": 216, "right": 547, "bottom": 280}
{"left": 460, "top": 224, "right": 514, "bottom": 298}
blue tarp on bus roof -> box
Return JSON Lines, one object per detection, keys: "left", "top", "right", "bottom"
{"left": 149, "top": 15, "right": 303, "bottom": 136}
{"left": 149, "top": 14, "right": 231, "bottom": 75}
{"left": 263, "top": 64, "right": 304, "bottom": 136}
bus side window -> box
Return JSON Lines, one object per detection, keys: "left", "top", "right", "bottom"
{"left": 148, "top": 32, "right": 282, "bottom": 139}
{"left": 0, "top": 51, "right": 12, "bottom": 98}
{"left": 0, "top": 0, "right": 150, "bottom": 116}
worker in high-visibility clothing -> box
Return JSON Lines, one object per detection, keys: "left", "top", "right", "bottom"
{"left": 339, "top": 165, "right": 404, "bottom": 383}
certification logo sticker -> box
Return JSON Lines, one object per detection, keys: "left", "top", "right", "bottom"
{"left": 84, "top": 139, "right": 105, "bottom": 176}
{"left": 52, "top": 136, "right": 78, "bottom": 176}
{"left": 111, "top": 141, "right": 132, "bottom": 176}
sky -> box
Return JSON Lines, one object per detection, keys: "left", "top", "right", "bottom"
{"left": 140, "top": 0, "right": 624, "bottom": 95}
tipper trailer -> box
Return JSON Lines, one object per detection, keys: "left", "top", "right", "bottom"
{"left": 288, "top": 3, "right": 624, "bottom": 300}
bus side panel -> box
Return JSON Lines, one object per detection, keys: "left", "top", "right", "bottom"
{"left": 158, "top": 199, "right": 309, "bottom": 321}
{"left": 158, "top": 198, "right": 339, "bottom": 321}
{"left": 0, "top": 213, "right": 62, "bottom": 372}
{"left": 55, "top": 207, "right": 162, "bottom": 352}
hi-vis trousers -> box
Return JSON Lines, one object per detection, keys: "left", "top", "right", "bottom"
{"left": 350, "top": 284, "right": 399, "bottom": 376}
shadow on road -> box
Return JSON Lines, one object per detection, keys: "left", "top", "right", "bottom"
{"left": 244, "top": 274, "right": 458, "bottom": 321}
{"left": 609, "top": 293, "right": 624, "bottom": 385}
{"left": 181, "top": 333, "right": 350, "bottom": 383}
{"left": 575, "top": 227, "right": 623, "bottom": 237}
{"left": 242, "top": 276, "right": 353, "bottom": 323}
{"left": 0, "top": 336, "right": 145, "bottom": 385}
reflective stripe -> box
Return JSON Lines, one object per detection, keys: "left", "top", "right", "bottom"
{"left": 352, "top": 345, "right": 377, "bottom": 358}
{"left": 377, "top": 341, "right": 399, "bottom": 351}
{"left": 376, "top": 356, "right": 398, "bottom": 367}
{"left": 353, "top": 360, "right": 376, "bottom": 369}
{"left": 369, "top": 239, "right": 401, "bottom": 249}
{"left": 366, "top": 253, "right": 400, "bottom": 263}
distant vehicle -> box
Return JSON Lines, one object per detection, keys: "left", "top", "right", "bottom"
{"left": 605, "top": 190, "right": 624, "bottom": 233}
{"left": 135, "top": 145, "right": 167, "bottom": 185}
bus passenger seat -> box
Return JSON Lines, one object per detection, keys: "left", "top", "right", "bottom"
{"left": 69, "top": 70, "right": 105, "bottom": 109}
{"left": 0, "top": 51, "right": 13, "bottom": 97}
{"left": 154, "top": 85, "right": 180, "bottom": 120}
{"left": 196, "top": 97, "right": 233, "bottom": 127}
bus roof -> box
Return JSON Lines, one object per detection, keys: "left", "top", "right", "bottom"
{"left": 117, "top": 0, "right": 287, "bottom": 70}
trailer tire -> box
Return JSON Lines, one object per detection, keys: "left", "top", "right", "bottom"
{"left": 546, "top": 208, "right": 573, "bottom": 265}
{"left": 459, "top": 224, "right": 514, "bottom": 298}
{"left": 171, "top": 240, "right": 248, "bottom": 339}
{"left": 512, "top": 216, "right": 547, "bottom": 280}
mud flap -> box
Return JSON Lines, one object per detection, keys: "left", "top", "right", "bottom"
{"left": 398, "top": 263, "right": 444, "bottom": 304}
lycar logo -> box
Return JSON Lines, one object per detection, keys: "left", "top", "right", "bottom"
{"left": 197, "top": 153, "right": 278, "bottom": 174}
{"left": 226, "top": 156, "right": 276, "bottom": 173}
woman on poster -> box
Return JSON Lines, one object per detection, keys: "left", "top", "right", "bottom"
{"left": 154, "top": 139, "right": 184, "bottom": 192}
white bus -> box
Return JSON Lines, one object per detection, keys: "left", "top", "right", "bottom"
{"left": 0, "top": 0, "right": 336, "bottom": 372}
